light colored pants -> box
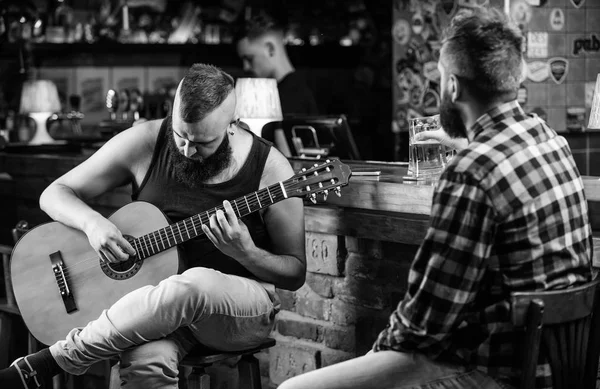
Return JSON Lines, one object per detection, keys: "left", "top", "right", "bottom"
{"left": 278, "top": 351, "right": 514, "bottom": 389}
{"left": 49, "top": 267, "right": 278, "bottom": 388}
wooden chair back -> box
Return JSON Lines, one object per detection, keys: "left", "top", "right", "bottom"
{"left": 510, "top": 279, "right": 600, "bottom": 389}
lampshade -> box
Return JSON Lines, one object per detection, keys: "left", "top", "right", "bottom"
{"left": 234, "top": 78, "right": 283, "bottom": 136}
{"left": 588, "top": 74, "right": 600, "bottom": 130}
{"left": 19, "top": 80, "right": 62, "bottom": 145}
{"left": 20, "top": 80, "right": 61, "bottom": 114}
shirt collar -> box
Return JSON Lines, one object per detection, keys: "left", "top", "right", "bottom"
{"left": 470, "top": 100, "right": 525, "bottom": 138}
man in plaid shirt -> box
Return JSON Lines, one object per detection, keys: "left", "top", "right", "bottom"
{"left": 279, "top": 6, "right": 592, "bottom": 389}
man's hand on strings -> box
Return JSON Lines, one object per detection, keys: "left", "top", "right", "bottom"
{"left": 202, "top": 200, "right": 256, "bottom": 260}
{"left": 84, "top": 215, "right": 136, "bottom": 263}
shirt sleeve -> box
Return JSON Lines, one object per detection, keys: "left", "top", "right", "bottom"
{"left": 373, "top": 170, "right": 497, "bottom": 358}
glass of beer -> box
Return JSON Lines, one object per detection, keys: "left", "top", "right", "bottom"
{"left": 407, "top": 114, "right": 446, "bottom": 179}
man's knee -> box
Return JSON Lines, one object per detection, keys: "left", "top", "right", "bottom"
{"left": 119, "top": 339, "right": 180, "bottom": 387}
{"left": 166, "top": 267, "right": 223, "bottom": 299}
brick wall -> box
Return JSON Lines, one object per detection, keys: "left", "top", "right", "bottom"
{"left": 257, "top": 234, "right": 417, "bottom": 388}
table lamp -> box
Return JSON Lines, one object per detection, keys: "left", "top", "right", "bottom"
{"left": 234, "top": 78, "right": 283, "bottom": 137}
{"left": 588, "top": 74, "right": 600, "bottom": 130}
{"left": 19, "top": 79, "right": 62, "bottom": 145}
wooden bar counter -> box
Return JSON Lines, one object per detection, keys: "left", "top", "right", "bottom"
{"left": 1, "top": 150, "right": 600, "bottom": 387}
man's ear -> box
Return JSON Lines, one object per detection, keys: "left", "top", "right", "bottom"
{"left": 265, "top": 41, "right": 276, "bottom": 57}
{"left": 449, "top": 74, "right": 462, "bottom": 103}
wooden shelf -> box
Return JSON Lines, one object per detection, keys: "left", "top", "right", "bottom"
{"left": 0, "top": 42, "right": 364, "bottom": 68}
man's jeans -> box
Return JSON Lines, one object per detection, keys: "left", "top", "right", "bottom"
{"left": 279, "top": 350, "right": 514, "bottom": 389}
{"left": 49, "top": 267, "right": 278, "bottom": 388}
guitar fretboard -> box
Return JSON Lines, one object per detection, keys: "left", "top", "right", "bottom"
{"left": 131, "top": 181, "right": 288, "bottom": 260}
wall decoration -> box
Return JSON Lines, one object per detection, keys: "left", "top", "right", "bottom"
{"left": 440, "top": 0, "right": 458, "bottom": 16}
{"left": 573, "top": 34, "right": 600, "bottom": 56}
{"left": 566, "top": 107, "right": 586, "bottom": 132}
{"left": 411, "top": 12, "right": 424, "bottom": 35}
{"left": 527, "top": 61, "right": 550, "bottom": 82}
{"left": 510, "top": 0, "right": 533, "bottom": 26}
{"left": 423, "top": 61, "right": 441, "bottom": 82}
{"left": 75, "top": 67, "right": 110, "bottom": 125}
{"left": 394, "top": 107, "right": 408, "bottom": 132}
{"left": 422, "top": 89, "right": 441, "bottom": 115}
{"left": 548, "top": 57, "right": 569, "bottom": 84}
{"left": 112, "top": 67, "right": 145, "bottom": 94}
{"left": 392, "top": 19, "right": 411, "bottom": 45}
{"left": 569, "top": 0, "right": 585, "bottom": 9}
{"left": 527, "top": 32, "right": 548, "bottom": 59}
{"left": 586, "top": 80, "right": 596, "bottom": 108}
{"left": 396, "top": 67, "right": 423, "bottom": 105}
{"left": 458, "top": 0, "right": 490, "bottom": 8}
{"left": 549, "top": 8, "right": 564, "bottom": 31}
{"left": 589, "top": 75, "right": 600, "bottom": 129}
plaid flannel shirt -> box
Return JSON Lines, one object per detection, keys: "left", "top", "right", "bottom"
{"left": 373, "top": 101, "right": 593, "bottom": 388}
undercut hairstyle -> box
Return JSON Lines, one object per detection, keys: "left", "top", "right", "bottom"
{"left": 236, "top": 10, "right": 285, "bottom": 41}
{"left": 179, "top": 64, "right": 234, "bottom": 123}
{"left": 442, "top": 7, "right": 524, "bottom": 100}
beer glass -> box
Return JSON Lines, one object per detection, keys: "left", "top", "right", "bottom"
{"left": 407, "top": 114, "right": 446, "bottom": 179}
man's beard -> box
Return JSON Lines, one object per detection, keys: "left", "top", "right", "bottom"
{"left": 439, "top": 90, "right": 468, "bottom": 139}
{"left": 166, "top": 127, "right": 233, "bottom": 188}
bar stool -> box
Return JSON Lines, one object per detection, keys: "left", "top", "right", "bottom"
{"left": 180, "top": 337, "right": 275, "bottom": 389}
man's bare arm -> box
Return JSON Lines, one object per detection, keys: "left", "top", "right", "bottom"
{"left": 39, "top": 121, "right": 158, "bottom": 261}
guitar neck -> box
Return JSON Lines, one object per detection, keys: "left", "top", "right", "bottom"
{"left": 131, "top": 181, "right": 290, "bottom": 260}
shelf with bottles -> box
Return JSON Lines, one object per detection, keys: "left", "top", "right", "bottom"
{"left": 0, "top": 41, "right": 364, "bottom": 68}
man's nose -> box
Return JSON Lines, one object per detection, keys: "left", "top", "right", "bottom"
{"left": 183, "top": 141, "right": 197, "bottom": 158}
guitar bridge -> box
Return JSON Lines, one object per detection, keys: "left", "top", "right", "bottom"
{"left": 50, "top": 251, "right": 78, "bottom": 314}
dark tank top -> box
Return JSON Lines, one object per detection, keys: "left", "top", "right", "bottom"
{"left": 132, "top": 116, "right": 273, "bottom": 278}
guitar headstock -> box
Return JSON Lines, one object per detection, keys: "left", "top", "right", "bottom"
{"left": 286, "top": 159, "right": 352, "bottom": 203}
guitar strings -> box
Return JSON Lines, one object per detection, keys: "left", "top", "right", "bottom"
{"left": 52, "top": 181, "right": 297, "bottom": 284}
{"left": 63, "top": 184, "right": 280, "bottom": 272}
{"left": 57, "top": 171, "right": 337, "bottom": 287}
{"left": 58, "top": 174, "right": 325, "bottom": 282}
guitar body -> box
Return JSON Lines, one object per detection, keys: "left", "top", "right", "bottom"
{"left": 11, "top": 201, "right": 178, "bottom": 345}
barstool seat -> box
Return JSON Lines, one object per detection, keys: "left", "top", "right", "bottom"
{"left": 180, "top": 337, "right": 276, "bottom": 389}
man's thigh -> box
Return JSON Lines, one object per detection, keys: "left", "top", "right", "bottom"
{"left": 184, "top": 268, "right": 277, "bottom": 351}
{"left": 278, "top": 351, "right": 509, "bottom": 389}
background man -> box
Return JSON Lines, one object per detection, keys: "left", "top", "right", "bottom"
{"left": 236, "top": 10, "right": 318, "bottom": 116}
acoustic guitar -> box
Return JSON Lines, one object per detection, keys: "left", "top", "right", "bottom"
{"left": 10, "top": 159, "right": 351, "bottom": 345}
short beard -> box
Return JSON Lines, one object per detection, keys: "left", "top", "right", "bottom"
{"left": 166, "top": 126, "right": 233, "bottom": 188}
{"left": 439, "top": 90, "right": 468, "bottom": 139}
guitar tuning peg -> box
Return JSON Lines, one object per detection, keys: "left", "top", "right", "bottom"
{"left": 323, "top": 189, "right": 329, "bottom": 201}
{"left": 313, "top": 163, "right": 319, "bottom": 168}
{"left": 326, "top": 159, "right": 331, "bottom": 163}
{"left": 301, "top": 168, "right": 307, "bottom": 172}
{"left": 309, "top": 193, "right": 317, "bottom": 204}
{"left": 335, "top": 186, "right": 342, "bottom": 197}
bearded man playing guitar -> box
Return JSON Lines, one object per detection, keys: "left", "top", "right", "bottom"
{"left": 1, "top": 63, "right": 307, "bottom": 388}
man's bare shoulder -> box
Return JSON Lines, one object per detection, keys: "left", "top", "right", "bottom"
{"left": 119, "top": 119, "right": 163, "bottom": 151}
{"left": 260, "top": 146, "right": 294, "bottom": 187}
{"left": 90, "top": 119, "right": 164, "bottom": 175}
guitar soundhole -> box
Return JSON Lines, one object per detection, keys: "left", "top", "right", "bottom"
{"left": 99, "top": 235, "right": 143, "bottom": 280}
{"left": 108, "top": 259, "right": 136, "bottom": 272}
{"left": 100, "top": 258, "right": 142, "bottom": 280}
